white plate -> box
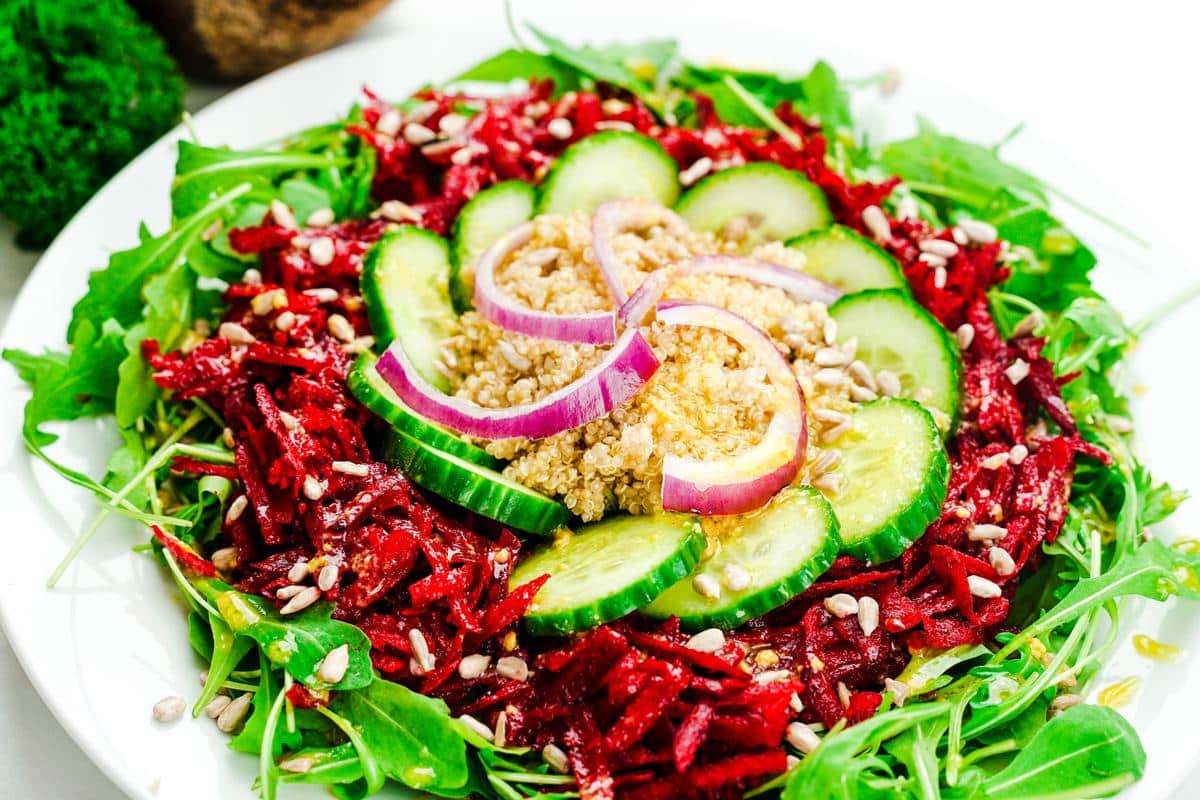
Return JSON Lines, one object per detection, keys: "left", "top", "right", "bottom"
{"left": 1, "top": 4, "right": 1198, "bottom": 799}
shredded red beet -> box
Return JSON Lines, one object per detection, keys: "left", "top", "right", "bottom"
{"left": 142, "top": 81, "right": 1108, "bottom": 798}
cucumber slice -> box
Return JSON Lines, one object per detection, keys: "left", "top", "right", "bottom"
{"left": 382, "top": 431, "right": 569, "bottom": 535}
{"left": 511, "top": 513, "right": 705, "bottom": 636}
{"left": 675, "top": 162, "right": 832, "bottom": 245}
{"left": 786, "top": 225, "right": 907, "bottom": 292}
{"left": 537, "top": 131, "right": 680, "bottom": 215}
{"left": 361, "top": 227, "right": 457, "bottom": 391}
{"left": 450, "top": 181, "right": 535, "bottom": 313}
{"left": 828, "top": 398, "right": 950, "bottom": 565}
{"left": 641, "top": 486, "right": 840, "bottom": 630}
{"left": 830, "top": 289, "right": 963, "bottom": 432}
{"left": 348, "top": 354, "right": 503, "bottom": 470}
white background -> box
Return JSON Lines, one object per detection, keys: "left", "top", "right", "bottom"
{"left": 1, "top": 0, "right": 1197, "bottom": 796}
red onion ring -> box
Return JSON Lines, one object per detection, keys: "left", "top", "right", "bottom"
{"left": 375, "top": 328, "right": 660, "bottom": 441}
{"left": 620, "top": 255, "right": 844, "bottom": 328}
{"left": 656, "top": 301, "right": 807, "bottom": 516}
{"left": 473, "top": 222, "right": 618, "bottom": 345}
{"left": 591, "top": 198, "right": 689, "bottom": 304}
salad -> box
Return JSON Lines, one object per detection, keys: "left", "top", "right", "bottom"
{"left": 6, "top": 24, "right": 1196, "bottom": 800}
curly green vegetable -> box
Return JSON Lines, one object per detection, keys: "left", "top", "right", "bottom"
{"left": 0, "top": 0, "right": 185, "bottom": 247}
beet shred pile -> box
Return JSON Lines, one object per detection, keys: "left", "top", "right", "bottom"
{"left": 146, "top": 82, "right": 1106, "bottom": 799}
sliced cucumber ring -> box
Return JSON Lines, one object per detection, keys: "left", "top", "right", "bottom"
{"left": 827, "top": 398, "right": 949, "bottom": 565}
{"left": 537, "top": 131, "right": 680, "bottom": 215}
{"left": 349, "top": 354, "right": 503, "bottom": 470}
{"left": 361, "top": 227, "right": 457, "bottom": 391}
{"left": 511, "top": 513, "right": 705, "bottom": 636}
{"left": 675, "top": 162, "right": 832, "bottom": 245}
{"left": 641, "top": 486, "right": 840, "bottom": 630}
{"left": 382, "top": 431, "right": 569, "bottom": 535}
{"left": 786, "top": 225, "right": 907, "bottom": 293}
{"left": 830, "top": 288, "right": 963, "bottom": 432}
{"left": 450, "top": 181, "right": 535, "bottom": 314}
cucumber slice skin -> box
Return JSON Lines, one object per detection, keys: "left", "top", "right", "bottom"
{"left": 382, "top": 431, "right": 570, "bottom": 536}
{"left": 675, "top": 162, "right": 832, "bottom": 243}
{"left": 450, "top": 181, "right": 535, "bottom": 314}
{"left": 536, "top": 131, "right": 680, "bottom": 215}
{"left": 512, "top": 514, "right": 706, "bottom": 636}
{"left": 641, "top": 487, "right": 841, "bottom": 630}
{"left": 348, "top": 354, "right": 503, "bottom": 470}
{"left": 785, "top": 225, "right": 908, "bottom": 293}
{"left": 829, "top": 398, "right": 950, "bottom": 565}
{"left": 361, "top": 226, "right": 457, "bottom": 391}
{"left": 830, "top": 288, "right": 963, "bottom": 433}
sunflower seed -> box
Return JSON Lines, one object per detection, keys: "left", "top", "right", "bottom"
{"left": 824, "top": 593, "right": 858, "bottom": 618}
{"left": 595, "top": 120, "right": 635, "bottom": 132}
{"left": 438, "top": 112, "right": 469, "bottom": 136}
{"left": 270, "top": 200, "right": 297, "bottom": 230}
{"left": 849, "top": 384, "right": 878, "bottom": 402}
{"left": 845, "top": 361, "right": 875, "bottom": 392}
{"left": 920, "top": 239, "right": 959, "bottom": 258}
{"left": 216, "top": 693, "right": 253, "bottom": 733}
{"left": 327, "top": 313, "right": 356, "bottom": 343}
{"left": 331, "top": 460, "right": 370, "bottom": 477}
{"left": 376, "top": 108, "right": 403, "bottom": 136}
{"left": 1050, "top": 693, "right": 1083, "bottom": 712}
{"left": 790, "top": 692, "right": 805, "bottom": 713}
{"left": 693, "top": 573, "right": 722, "bottom": 600}
{"left": 814, "top": 408, "right": 851, "bottom": 425}
{"left": 934, "top": 266, "right": 948, "bottom": 289}
{"left": 811, "top": 473, "right": 842, "bottom": 494}
{"left": 989, "top": 547, "right": 1017, "bottom": 577}
{"left": 837, "top": 681, "right": 852, "bottom": 708}
{"left": 152, "top": 695, "right": 186, "bottom": 723}
{"left": 279, "top": 757, "right": 315, "bottom": 774}
{"left": 981, "top": 452, "right": 1010, "bottom": 470}
{"left": 274, "top": 311, "right": 296, "bottom": 332}
{"left": 1008, "top": 444, "right": 1029, "bottom": 465}
{"left": 496, "top": 656, "right": 529, "bottom": 682}
{"left": 819, "top": 423, "right": 852, "bottom": 445}
{"left": 686, "top": 628, "right": 727, "bottom": 653}
{"left": 204, "top": 695, "right": 232, "bottom": 719}
{"left": 493, "top": 710, "right": 508, "bottom": 747}
{"left": 876, "top": 370, "right": 902, "bottom": 398}
{"left": 787, "top": 754, "right": 801, "bottom": 770}
{"left": 547, "top": 117, "right": 573, "bottom": 140}
{"left": 723, "top": 563, "right": 752, "bottom": 591}
{"left": 302, "top": 475, "right": 325, "bottom": 501}
{"left": 814, "top": 347, "right": 850, "bottom": 367}
{"left": 317, "top": 563, "right": 339, "bottom": 592}
{"left": 280, "top": 586, "right": 320, "bottom": 614}
{"left": 786, "top": 721, "right": 821, "bottom": 754}
{"left": 754, "top": 669, "right": 793, "bottom": 684}
{"left": 343, "top": 335, "right": 375, "bottom": 355}
{"left": 1005, "top": 358, "right": 1030, "bottom": 385}
{"left": 303, "top": 287, "right": 340, "bottom": 304}
{"left": 318, "top": 644, "right": 351, "bottom": 684}
{"left": 543, "top": 743, "right": 570, "bottom": 773}
{"left": 896, "top": 196, "right": 919, "bottom": 221}
{"left": 958, "top": 218, "right": 998, "bottom": 245}
{"left": 410, "top": 629, "right": 436, "bottom": 673}
{"left": 403, "top": 121, "right": 437, "bottom": 145}
{"left": 823, "top": 318, "right": 838, "bottom": 345}
{"left": 857, "top": 596, "right": 880, "bottom": 636}
{"left": 884, "top": 677, "right": 911, "bottom": 707}
{"left": 498, "top": 340, "right": 532, "bottom": 371}
{"left": 308, "top": 237, "right": 335, "bottom": 267}
{"left": 458, "top": 654, "right": 492, "bottom": 680}
{"left": 967, "top": 575, "right": 1002, "bottom": 599}
{"left": 679, "top": 156, "right": 714, "bottom": 186}
{"left": 814, "top": 368, "right": 848, "bottom": 387}
{"left": 970, "top": 523, "right": 1007, "bottom": 541}
{"left": 458, "top": 713, "right": 494, "bottom": 741}
{"left": 861, "top": 205, "right": 891, "bottom": 242}
{"left": 211, "top": 546, "right": 238, "bottom": 572}
{"left": 956, "top": 323, "right": 975, "bottom": 349}
{"left": 218, "top": 322, "right": 255, "bottom": 345}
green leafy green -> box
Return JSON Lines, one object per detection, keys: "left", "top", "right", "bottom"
{"left": 982, "top": 705, "right": 1145, "bottom": 799}
{"left": 336, "top": 678, "right": 470, "bottom": 793}
{"left": 451, "top": 48, "right": 583, "bottom": 91}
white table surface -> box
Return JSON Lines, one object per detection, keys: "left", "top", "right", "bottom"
{"left": 2, "top": 1, "right": 1197, "bottom": 797}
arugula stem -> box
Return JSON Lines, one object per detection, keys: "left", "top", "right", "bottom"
{"left": 1045, "top": 186, "right": 1150, "bottom": 249}
{"left": 283, "top": 672, "right": 296, "bottom": 735}
{"left": 958, "top": 737, "right": 1018, "bottom": 767}
{"left": 721, "top": 76, "right": 804, "bottom": 149}
{"left": 903, "top": 181, "right": 981, "bottom": 207}
{"left": 259, "top": 684, "right": 288, "bottom": 800}
{"left": 316, "top": 705, "right": 387, "bottom": 795}
{"left": 163, "top": 550, "right": 221, "bottom": 618}
{"left": 47, "top": 408, "right": 205, "bottom": 587}
{"left": 488, "top": 771, "right": 576, "bottom": 786}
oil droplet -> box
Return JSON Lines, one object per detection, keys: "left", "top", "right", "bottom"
{"left": 1098, "top": 676, "right": 1142, "bottom": 709}
{"left": 1173, "top": 538, "right": 1200, "bottom": 555}
{"left": 1133, "top": 634, "right": 1183, "bottom": 662}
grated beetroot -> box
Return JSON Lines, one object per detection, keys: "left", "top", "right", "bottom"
{"left": 141, "top": 81, "right": 1110, "bottom": 798}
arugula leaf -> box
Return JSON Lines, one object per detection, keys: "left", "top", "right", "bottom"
{"left": 3, "top": 317, "right": 127, "bottom": 446}
{"left": 337, "top": 678, "right": 470, "bottom": 792}
{"left": 194, "top": 578, "right": 374, "bottom": 691}
{"left": 450, "top": 48, "right": 583, "bottom": 91}
{"left": 982, "top": 704, "right": 1144, "bottom": 799}
{"left": 884, "top": 715, "right": 948, "bottom": 800}
{"left": 801, "top": 61, "right": 854, "bottom": 132}
{"left": 279, "top": 743, "right": 364, "bottom": 785}
{"left": 194, "top": 612, "right": 255, "bottom": 717}
{"left": 525, "top": 26, "right": 676, "bottom": 97}
{"left": 231, "top": 654, "right": 302, "bottom": 756}
{"left": 784, "top": 703, "right": 952, "bottom": 800}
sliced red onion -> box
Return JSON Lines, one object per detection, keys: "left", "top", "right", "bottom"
{"left": 375, "top": 328, "right": 660, "bottom": 440}
{"left": 656, "top": 301, "right": 808, "bottom": 516}
{"left": 591, "top": 198, "right": 689, "bottom": 304}
{"left": 473, "top": 222, "right": 618, "bottom": 344}
{"left": 620, "top": 255, "right": 843, "bottom": 328}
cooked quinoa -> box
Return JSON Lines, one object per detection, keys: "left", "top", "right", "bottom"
{"left": 443, "top": 211, "right": 880, "bottom": 523}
